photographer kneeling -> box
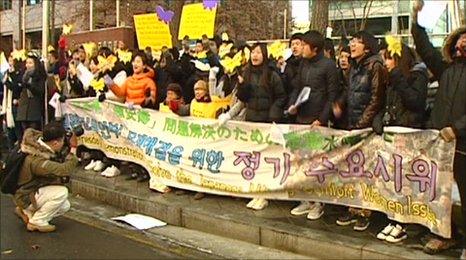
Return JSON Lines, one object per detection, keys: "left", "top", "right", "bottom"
{"left": 14, "top": 121, "right": 78, "bottom": 233}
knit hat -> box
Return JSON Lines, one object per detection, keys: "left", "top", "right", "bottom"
{"left": 193, "top": 80, "right": 208, "bottom": 92}
{"left": 167, "top": 83, "right": 182, "bottom": 98}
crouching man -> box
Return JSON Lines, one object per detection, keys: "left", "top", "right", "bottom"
{"left": 14, "top": 121, "right": 78, "bottom": 232}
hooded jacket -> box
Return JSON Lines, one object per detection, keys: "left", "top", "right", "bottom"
{"left": 110, "top": 68, "right": 157, "bottom": 106}
{"left": 14, "top": 129, "right": 78, "bottom": 209}
{"left": 412, "top": 23, "right": 466, "bottom": 152}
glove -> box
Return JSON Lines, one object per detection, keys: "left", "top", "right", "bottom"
{"left": 59, "top": 94, "right": 67, "bottom": 103}
{"left": 439, "top": 127, "right": 456, "bottom": 142}
{"left": 103, "top": 74, "right": 114, "bottom": 87}
{"left": 218, "top": 113, "right": 231, "bottom": 126}
{"left": 98, "top": 93, "right": 106, "bottom": 102}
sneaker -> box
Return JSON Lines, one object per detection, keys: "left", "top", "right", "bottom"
{"left": 104, "top": 166, "right": 120, "bottom": 177}
{"left": 93, "top": 160, "right": 105, "bottom": 171}
{"left": 336, "top": 211, "right": 357, "bottom": 226}
{"left": 291, "top": 201, "right": 311, "bottom": 216}
{"left": 385, "top": 224, "right": 407, "bottom": 243}
{"left": 126, "top": 172, "right": 139, "bottom": 180}
{"left": 84, "top": 160, "right": 96, "bottom": 170}
{"left": 353, "top": 216, "right": 370, "bottom": 231}
{"left": 377, "top": 223, "right": 394, "bottom": 240}
{"left": 306, "top": 202, "right": 324, "bottom": 220}
{"left": 246, "top": 198, "right": 256, "bottom": 209}
{"left": 27, "top": 223, "right": 56, "bottom": 232}
{"left": 100, "top": 166, "right": 113, "bottom": 177}
{"left": 251, "top": 198, "right": 268, "bottom": 210}
{"left": 14, "top": 207, "right": 29, "bottom": 224}
{"left": 423, "top": 236, "right": 456, "bottom": 255}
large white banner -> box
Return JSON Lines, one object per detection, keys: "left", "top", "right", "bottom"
{"left": 64, "top": 98, "right": 456, "bottom": 238}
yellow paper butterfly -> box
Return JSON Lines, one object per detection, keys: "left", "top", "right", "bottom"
{"left": 220, "top": 50, "right": 242, "bottom": 74}
{"left": 62, "top": 23, "right": 73, "bottom": 35}
{"left": 90, "top": 78, "right": 105, "bottom": 92}
{"left": 116, "top": 49, "right": 132, "bottom": 64}
{"left": 218, "top": 43, "right": 233, "bottom": 59}
{"left": 47, "top": 45, "right": 55, "bottom": 52}
{"left": 11, "top": 49, "right": 27, "bottom": 61}
{"left": 82, "top": 42, "right": 97, "bottom": 59}
{"left": 97, "top": 55, "right": 117, "bottom": 73}
{"left": 268, "top": 41, "right": 287, "bottom": 60}
{"left": 385, "top": 35, "right": 402, "bottom": 58}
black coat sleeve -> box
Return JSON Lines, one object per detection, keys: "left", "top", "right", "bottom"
{"left": 411, "top": 22, "right": 447, "bottom": 80}
{"left": 319, "top": 62, "right": 339, "bottom": 124}
{"left": 269, "top": 71, "right": 286, "bottom": 122}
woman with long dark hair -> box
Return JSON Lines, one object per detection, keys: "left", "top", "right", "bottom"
{"left": 17, "top": 54, "right": 46, "bottom": 138}
{"left": 237, "top": 43, "right": 286, "bottom": 210}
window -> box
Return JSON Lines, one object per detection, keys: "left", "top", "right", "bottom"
{"left": 27, "top": 0, "right": 42, "bottom": 5}
{"left": 0, "top": 0, "right": 13, "bottom": 11}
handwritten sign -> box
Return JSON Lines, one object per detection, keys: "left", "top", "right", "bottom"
{"left": 178, "top": 3, "right": 217, "bottom": 40}
{"left": 133, "top": 13, "right": 172, "bottom": 50}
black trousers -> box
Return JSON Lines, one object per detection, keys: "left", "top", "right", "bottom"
{"left": 453, "top": 151, "right": 466, "bottom": 248}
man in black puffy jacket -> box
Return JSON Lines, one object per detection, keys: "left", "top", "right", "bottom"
{"left": 287, "top": 30, "right": 339, "bottom": 126}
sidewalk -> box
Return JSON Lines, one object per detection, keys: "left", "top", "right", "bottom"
{"left": 70, "top": 166, "right": 463, "bottom": 259}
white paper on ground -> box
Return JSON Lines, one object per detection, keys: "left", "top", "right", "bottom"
{"left": 452, "top": 181, "right": 461, "bottom": 206}
{"left": 111, "top": 213, "right": 167, "bottom": 230}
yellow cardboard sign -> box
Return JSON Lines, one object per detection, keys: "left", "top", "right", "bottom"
{"left": 190, "top": 95, "right": 231, "bottom": 119}
{"left": 133, "top": 13, "right": 172, "bottom": 50}
{"left": 178, "top": 3, "right": 217, "bottom": 40}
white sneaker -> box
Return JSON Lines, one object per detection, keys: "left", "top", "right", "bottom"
{"left": 460, "top": 249, "right": 465, "bottom": 260}
{"left": 251, "top": 198, "right": 269, "bottom": 210}
{"left": 84, "top": 160, "right": 96, "bottom": 170}
{"left": 385, "top": 224, "right": 407, "bottom": 243}
{"left": 93, "top": 160, "right": 105, "bottom": 171}
{"left": 105, "top": 166, "right": 121, "bottom": 177}
{"left": 377, "top": 223, "right": 394, "bottom": 240}
{"left": 100, "top": 166, "right": 113, "bottom": 177}
{"left": 306, "top": 202, "right": 324, "bottom": 220}
{"left": 246, "top": 198, "right": 256, "bottom": 209}
{"left": 290, "top": 201, "right": 311, "bottom": 216}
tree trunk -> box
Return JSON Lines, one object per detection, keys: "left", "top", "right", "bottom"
{"left": 310, "top": 0, "right": 329, "bottom": 35}
{"left": 170, "top": 0, "right": 185, "bottom": 45}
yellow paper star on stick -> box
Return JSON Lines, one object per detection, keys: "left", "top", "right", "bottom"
{"left": 385, "top": 35, "right": 402, "bottom": 58}
{"left": 11, "top": 49, "right": 27, "bottom": 61}
{"left": 267, "top": 40, "right": 287, "bottom": 60}
{"left": 196, "top": 50, "right": 207, "bottom": 59}
{"left": 220, "top": 51, "right": 242, "bottom": 74}
{"left": 82, "top": 42, "right": 97, "bottom": 59}
{"left": 62, "top": 23, "right": 73, "bottom": 35}
{"left": 90, "top": 78, "right": 105, "bottom": 92}
{"left": 116, "top": 49, "right": 132, "bottom": 64}
{"left": 97, "top": 55, "right": 117, "bottom": 73}
{"left": 218, "top": 43, "right": 233, "bottom": 59}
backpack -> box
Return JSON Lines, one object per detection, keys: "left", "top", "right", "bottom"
{"left": 0, "top": 144, "right": 27, "bottom": 195}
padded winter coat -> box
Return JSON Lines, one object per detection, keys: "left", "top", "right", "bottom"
{"left": 110, "top": 68, "right": 157, "bottom": 105}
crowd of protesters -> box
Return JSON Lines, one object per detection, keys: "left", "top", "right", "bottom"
{"left": 0, "top": 3, "right": 465, "bottom": 257}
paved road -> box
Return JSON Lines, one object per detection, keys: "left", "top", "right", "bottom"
{"left": 0, "top": 194, "right": 179, "bottom": 259}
